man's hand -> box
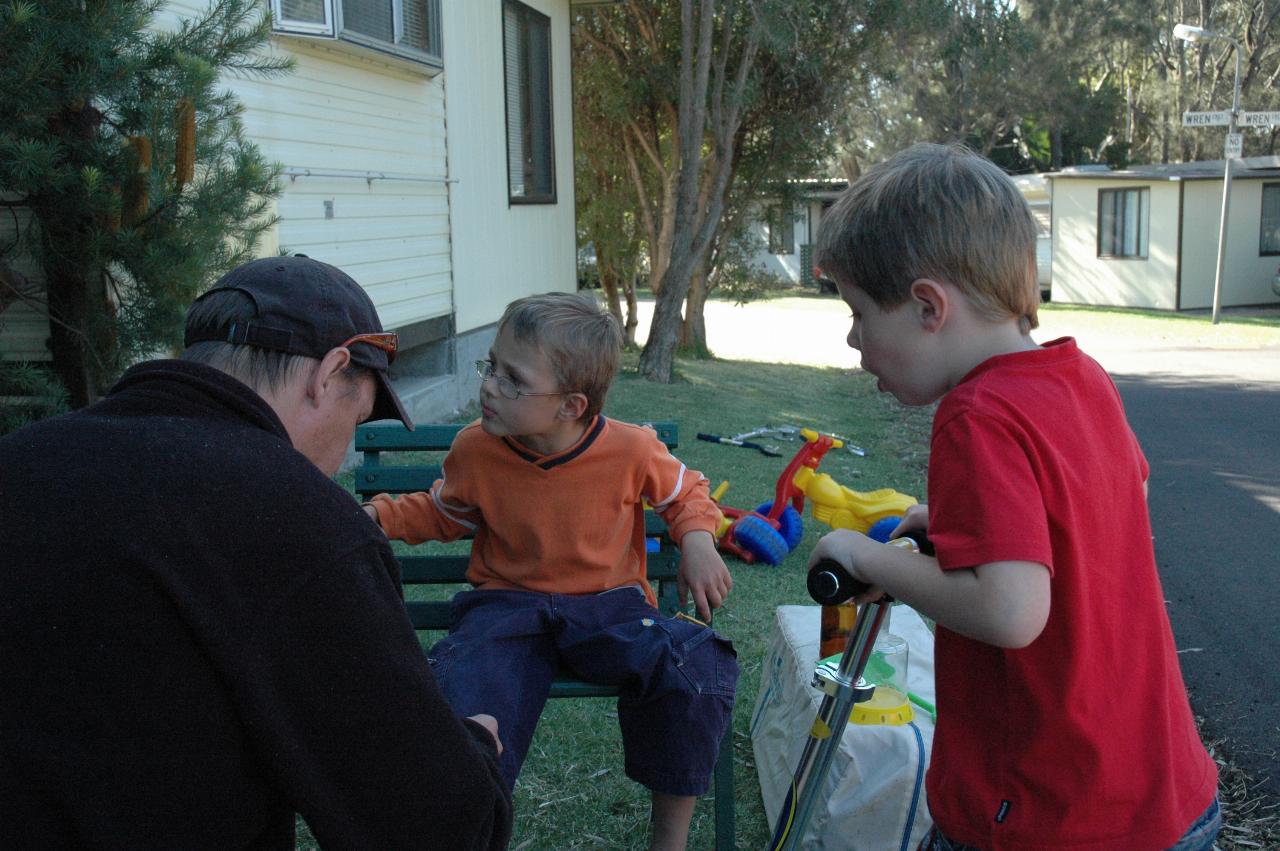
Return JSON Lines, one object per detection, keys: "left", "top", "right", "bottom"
{"left": 677, "top": 530, "right": 732, "bottom": 623}
{"left": 466, "top": 713, "right": 503, "bottom": 756}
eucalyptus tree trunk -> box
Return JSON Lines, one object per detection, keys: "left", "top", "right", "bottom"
{"left": 638, "top": 0, "right": 760, "bottom": 382}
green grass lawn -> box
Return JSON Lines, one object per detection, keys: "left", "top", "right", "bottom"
{"left": 310, "top": 298, "right": 1277, "bottom": 849}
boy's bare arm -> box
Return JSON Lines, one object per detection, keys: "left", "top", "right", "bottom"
{"left": 809, "top": 529, "right": 1050, "bottom": 649}
{"left": 676, "top": 530, "right": 733, "bottom": 623}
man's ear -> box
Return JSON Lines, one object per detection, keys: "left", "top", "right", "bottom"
{"left": 557, "top": 391, "right": 590, "bottom": 422}
{"left": 307, "top": 347, "right": 353, "bottom": 402}
{"left": 909, "top": 278, "right": 949, "bottom": 332}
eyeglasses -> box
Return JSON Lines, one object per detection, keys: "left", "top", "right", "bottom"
{"left": 340, "top": 332, "right": 398, "bottom": 364}
{"left": 474, "top": 359, "right": 569, "bottom": 400}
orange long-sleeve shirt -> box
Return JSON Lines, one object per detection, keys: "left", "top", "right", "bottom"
{"left": 369, "top": 417, "right": 721, "bottom": 605}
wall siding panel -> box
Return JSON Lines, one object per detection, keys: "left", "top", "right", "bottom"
{"left": 158, "top": 2, "right": 453, "bottom": 328}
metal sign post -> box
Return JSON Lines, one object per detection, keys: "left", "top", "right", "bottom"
{"left": 1177, "top": 23, "right": 1243, "bottom": 324}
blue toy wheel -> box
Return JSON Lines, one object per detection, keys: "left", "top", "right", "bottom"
{"left": 754, "top": 502, "right": 804, "bottom": 551}
{"left": 867, "top": 515, "right": 902, "bottom": 543}
{"left": 735, "top": 514, "right": 791, "bottom": 566}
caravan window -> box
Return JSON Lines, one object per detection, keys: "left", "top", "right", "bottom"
{"left": 1097, "top": 187, "right": 1148, "bottom": 259}
{"left": 1260, "top": 184, "right": 1280, "bottom": 255}
{"left": 272, "top": 0, "right": 443, "bottom": 68}
{"left": 504, "top": 0, "right": 555, "bottom": 204}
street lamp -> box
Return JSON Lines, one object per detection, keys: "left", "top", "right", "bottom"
{"left": 1175, "top": 22, "right": 1242, "bottom": 325}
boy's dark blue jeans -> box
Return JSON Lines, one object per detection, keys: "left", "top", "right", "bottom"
{"left": 427, "top": 586, "right": 738, "bottom": 795}
{"left": 918, "top": 795, "right": 1222, "bottom": 851}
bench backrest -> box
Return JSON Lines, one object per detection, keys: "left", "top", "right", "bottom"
{"left": 353, "top": 421, "right": 683, "bottom": 628}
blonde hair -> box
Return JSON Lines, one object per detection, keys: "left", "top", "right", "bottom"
{"left": 815, "top": 143, "right": 1039, "bottom": 331}
{"left": 498, "top": 291, "right": 623, "bottom": 420}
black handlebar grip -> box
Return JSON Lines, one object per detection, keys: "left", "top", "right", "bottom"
{"left": 806, "top": 532, "right": 934, "bottom": 605}
{"left": 807, "top": 559, "right": 869, "bottom": 605}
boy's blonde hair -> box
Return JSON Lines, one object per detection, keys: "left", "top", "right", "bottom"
{"left": 815, "top": 143, "right": 1039, "bottom": 331}
{"left": 498, "top": 291, "right": 623, "bottom": 420}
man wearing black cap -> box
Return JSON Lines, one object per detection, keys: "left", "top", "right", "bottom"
{"left": 0, "top": 256, "right": 512, "bottom": 849}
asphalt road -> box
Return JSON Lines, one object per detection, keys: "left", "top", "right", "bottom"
{"left": 1111, "top": 361, "right": 1280, "bottom": 800}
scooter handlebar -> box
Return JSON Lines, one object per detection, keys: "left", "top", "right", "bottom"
{"left": 805, "top": 533, "right": 933, "bottom": 605}
{"left": 807, "top": 560, "right": 870, "bottom": 605}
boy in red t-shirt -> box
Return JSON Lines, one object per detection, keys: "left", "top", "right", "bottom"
{"left": 809, "top": 143, "right": 1219, "bottom": 851}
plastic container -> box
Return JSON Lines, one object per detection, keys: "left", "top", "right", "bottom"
{"left": 865, "top": 630, "right": 909, "bottom": 696}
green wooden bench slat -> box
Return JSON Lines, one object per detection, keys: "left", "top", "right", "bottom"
{"left": 356, "top": 420, "right": 678, "bottom": 453}
{"left": 357, "top": 422, "right": 465, "bottom": 451}
{"left": 355, "top": 419, "right": 733, "bottom": 850}
{"left": 399, "top": 555, "right": 472, "bottom": 583}
{"left": 406, "top": 600, "right": 452, "bottom": 628}
{"left": 355, "top": 466, "right": 443, "bottom": 497}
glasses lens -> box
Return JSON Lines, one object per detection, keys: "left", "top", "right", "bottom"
{"left": 475, "top": 360, "right": 520, "bottom": 399}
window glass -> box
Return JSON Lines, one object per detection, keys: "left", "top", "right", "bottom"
{"left": 505, "top": 0, "right": 555, "bottom": 203}
{"left": 400, "top": 0, "right": 430, "bottom": 53}
{"left": 343, "top": 0, "right": 394, "bottom": 43}
{"left": 1098, "top": 188, "right": 1148, "bottom": 258}
{"left": 272, "top": 0, "right": 441, "bottom": 66}
{"left": 1261, "top": 184, "right": 1280, "bottom": 255}
{"left": 282, "top": 0, "right": 327, "bottom": 25}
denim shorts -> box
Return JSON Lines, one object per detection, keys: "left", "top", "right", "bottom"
{"left": 427, "top": 586, "right": 738, "bottom": 795}
{"left": 917, "top": 796, "right": 1222, "bottom": 851}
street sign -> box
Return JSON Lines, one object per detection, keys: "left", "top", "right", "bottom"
{"left": 1225, "top": 132, "right": 1243, "bottom": 159}
{"left": 1183, "top": 110, "right": 1232, "bottom": 127}
{"left": 1240, "top": 111, "right": 1280, "bottom": 127}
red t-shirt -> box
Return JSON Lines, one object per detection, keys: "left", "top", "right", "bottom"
{"left": 925, "top": 338, "right": 1217, "bottom": 850}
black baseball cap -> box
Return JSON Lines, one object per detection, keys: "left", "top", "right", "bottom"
{"left": 184, "top": 255, "right": 413, "bottom": 430}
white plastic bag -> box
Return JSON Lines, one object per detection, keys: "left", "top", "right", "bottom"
{"left": 750, "top": 605, "right": 936, "bottom": 850}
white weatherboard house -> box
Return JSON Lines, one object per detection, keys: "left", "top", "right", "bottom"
{"left": 1, "top": 0, "right": 587, "bottom": 422}
{"left": 1047, "top": 158, "right": 1280, "bottom": 310}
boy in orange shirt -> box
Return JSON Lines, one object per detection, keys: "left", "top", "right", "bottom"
{"left": 365, "top": 291, "right": 736, "bottom": 851}
{"left": 810, "top": 143, "right": 1219, "bottom": 850}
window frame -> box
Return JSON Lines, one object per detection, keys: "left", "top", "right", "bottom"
{"left": 1260, "top": 183, "right": 1280, "bottom": 256}
{"left": 1096, "top": 186, "right": 1149, "bottom": 260}
{"left": 270, "top": 0, "right": 443, "bottom": 70}
{"left": 503, "top": 0, "right": 556, "bottom": 205}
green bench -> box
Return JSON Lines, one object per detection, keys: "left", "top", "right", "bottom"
{"left": 352, "top": 421, "right": 735, "bottom": 850}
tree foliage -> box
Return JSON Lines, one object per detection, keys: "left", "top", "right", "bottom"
{"left": 574, "top": 0, "right": 901, "bottom": 381}
{"left": 573, "top": 0, "right": 1280, "bottom": 383}
{"left": 0, "top": 0, "right": 290, "bottom": 414}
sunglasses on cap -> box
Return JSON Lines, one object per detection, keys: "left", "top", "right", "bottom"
{"left": 340, "top": 332, "right": 398, "bottom": 364}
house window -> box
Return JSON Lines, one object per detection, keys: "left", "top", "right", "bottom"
{"left": 1261, "top": 184, "right": 1280, "bottom": 255}
{"left": 271, "top": 0, "right": 443, "bottom": 68}
{"left": 768, "top": 206, "right": 794, "bottom": 255}
{"left": 504, "top": 0, "right": 555, "bottom": 204}
{"left": 1097, "top": 187, "right": 1148, "bottom": 259}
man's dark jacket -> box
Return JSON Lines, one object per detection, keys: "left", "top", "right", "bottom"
{"left": 0, "top": 360, "right": 511, "bottom": 849}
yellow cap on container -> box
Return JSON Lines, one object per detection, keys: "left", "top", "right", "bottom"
{"left": 849, "top": 686, "right": 914, "bottom": 726}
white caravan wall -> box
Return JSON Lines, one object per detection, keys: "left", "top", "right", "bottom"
{"left": 1052, "top": 179, "right": 1180, "bottom": 310}
{"left": 445, "top": 0, "right": 577, "bottom": 335}
{"left": 1180, "top": 179, "right": 1280, "bottom": 309}
{"left": 159, "top": 1, "right": 453, "bottom": 331}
